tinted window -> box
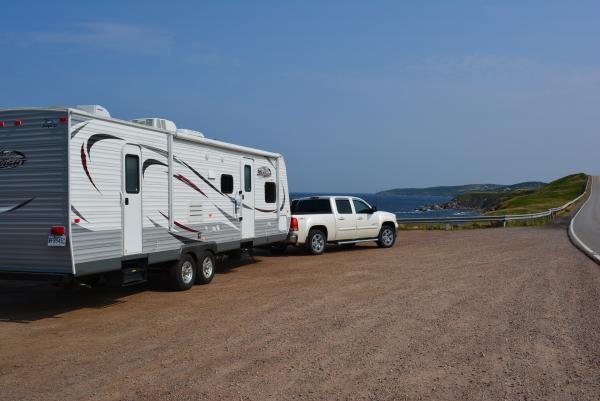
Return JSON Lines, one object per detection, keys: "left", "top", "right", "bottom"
{"left": 125, "top": 155, "right": 140, "bottom": 194}
{"left": 221, "top": 174, "right": 233, "bottom": 194}
{"left": 291, "top": 199, "right": 299, "bottom": 213}
{"left": 293, "top": 199, "right": 332, "bottom": 214}
{"left": 244, "top": 165, "right": 251, "bottom": 192}
{"left": 353, "top": 199, "right": 371, "bottom": 214}
{"left": 265, "top": 182, "right": 276, "bottom": 203}
{"left": 335, "top": 199, "right": 353, "bottom": 214}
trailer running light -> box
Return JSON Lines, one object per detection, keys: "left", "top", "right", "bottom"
{"left": 73, "top": 218, "right": 81, "bottom": 224}
{"left": 0, "top": 122, "right": 4, "bottom": 127}
{"left": 50, "top": 226, "right": 65, "bottom": 236}
{"left": 59, "top": 116, "right": 67, "bottom": 124}
{"left": 13, "top": 120, "right": 22, "bottom": 127}
{"left": 290, "top": 217, "right": 299, "bottom": 232}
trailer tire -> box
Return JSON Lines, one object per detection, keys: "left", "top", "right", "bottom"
{"left": 377, "top": 225, "right": 396, "bottom": 248}
{"left": 306, "top": 229, "right": 327, "bottom": 255}
{"left": 170, "top": 254, "right": 197, "bottom": 291}
{"left": 196, "top": 251, "right": 216, "bottom": 285}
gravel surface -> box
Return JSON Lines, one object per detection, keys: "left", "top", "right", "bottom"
{"left": 1, "top": 222, "right": 600, "bottom": 401}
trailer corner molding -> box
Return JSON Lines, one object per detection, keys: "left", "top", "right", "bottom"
{"left": 0, "top": 149, "right": 27, "bottom": 169}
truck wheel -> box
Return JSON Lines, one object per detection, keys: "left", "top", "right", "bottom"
{"left": 377, "top": 225, "right": 396, "bottom": 248}
{"left": 170, "top": 254, "right": 197, "bottom": 291}
{"left": 306, "top": 229, "right": 326, "bottom": 255}
{"left": 196, "top": 251, "right": 216, "bottom": 285}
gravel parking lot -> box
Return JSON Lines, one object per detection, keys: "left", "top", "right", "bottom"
{"left": 2, "top": 222, "right": 600, "bottom": 400}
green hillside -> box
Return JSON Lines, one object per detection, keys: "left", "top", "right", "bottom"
{"left": 378, "top": 181, "right": 545, "bottom": 197}
{"left": 485, "top": 173, "right": 588, "bottom": 215}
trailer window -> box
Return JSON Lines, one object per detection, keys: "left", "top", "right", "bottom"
{"left": 265, "top": 182, "right": 276, "bottom": 203}
{"left": 335, "top": 199, "right": 353, "bottom": 214}
{"left": 221, "top": 174, "right": 233, "bottom": 194}
{"left": 244, "top": 165, "right": 252, "bottom": 192}
{"left": 125, "top": 155, "right": 140, "bottom": 194}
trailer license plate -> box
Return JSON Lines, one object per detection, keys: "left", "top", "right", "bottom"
{"left": 47, "top": 235, "right": 66, "bottom": 247}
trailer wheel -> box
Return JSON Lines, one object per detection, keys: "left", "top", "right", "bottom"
{"left": 306, "top": 229, "right": 326, "bottom": 255}
{"left": 170, "top": 254, "right": 197, "bottom": 291}
{"left": 196, "top": 251, "right": 216, "bottom": 285}
{"left": 377, "top": 225, "right": 396, "bottom": 248}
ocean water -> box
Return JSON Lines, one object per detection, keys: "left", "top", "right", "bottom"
{"left": 290, "top": 193, "right": 480, "bottom": 219}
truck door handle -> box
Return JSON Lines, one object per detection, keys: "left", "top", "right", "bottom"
{"left": 357, "top": 216, "right": 363, "bottom": 220}
{"left": 125, "top": 198, "right": 129, "bottom": 206}
{"left": 338, "top": 217, "right": 345, "bottom": 220}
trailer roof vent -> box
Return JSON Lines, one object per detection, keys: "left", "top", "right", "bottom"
{"left": 75, "top": 105, "right": 111, "bottom": 118}
{"left": 131, "top": 118, "right": 177, "bottom": 132}
{"left": 177, "top": 128, "right": 205, "bottom": 138}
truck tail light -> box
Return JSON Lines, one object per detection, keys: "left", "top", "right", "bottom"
{"left": 290, "top": 217, "right": 299, "bottom": 232}
{"left": 50, "top": 226, "right": 65, "bottom": 236}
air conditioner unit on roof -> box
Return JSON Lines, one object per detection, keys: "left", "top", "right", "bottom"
{"left": 131, "top": 118, "right": 177, "bottom": 132}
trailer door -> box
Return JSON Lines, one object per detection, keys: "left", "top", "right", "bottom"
{"left": 122, "top": 145, "right": 143, "bottom": 255}
{"left": 241, "top": 158, "right": 255, "bottom": 239}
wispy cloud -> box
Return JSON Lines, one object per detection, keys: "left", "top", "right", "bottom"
{"left": 30, "top": 21, "right": 174, "bottom": 55}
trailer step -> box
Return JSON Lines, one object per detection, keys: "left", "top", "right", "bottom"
{"left": 122, "top": 264, "right": 147, "bottom": 286}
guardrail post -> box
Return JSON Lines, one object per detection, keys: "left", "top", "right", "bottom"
{"left": 503, "top": 218, "right": 507, "bottom": 228}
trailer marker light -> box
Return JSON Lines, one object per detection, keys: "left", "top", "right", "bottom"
{"left": 50, "top": 226, "right": 65, "bottom": 236}
{"left": 14, "top": 120, "right": 22, "bottom": 126}
{"left": 0, "top": 122, "right": 4, "bottom": 127}
{"left": 73, "top": 218, "right": 81, "bottom": 224}
{"left": 290, "top": 217, "right": 299, "bottom": 232}
{"left": 59, "top": 116, "right": 67, "bottom": 123}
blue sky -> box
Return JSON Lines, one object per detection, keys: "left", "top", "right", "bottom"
{"left": 1, "top": 1, "right": 599, "bottom": 192}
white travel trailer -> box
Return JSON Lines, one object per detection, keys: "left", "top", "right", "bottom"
{"left": 0, "top": 106, "right": 291, "bottom": 290}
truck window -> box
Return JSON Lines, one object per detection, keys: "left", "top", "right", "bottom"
{"left": 335, "top": 199, "right": 353, "bottom": 214}
{"left": 292, "top": 199, "right": 332, "bottom": 214}
{"left": 352, "top": 199, "right": 371, "bottom": 214}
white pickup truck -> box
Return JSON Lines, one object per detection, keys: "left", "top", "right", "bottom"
{"left": 285, "top": 196, "right": 398, "bottom": 255}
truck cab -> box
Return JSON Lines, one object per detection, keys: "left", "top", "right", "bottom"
{"left": 287, "top": 196, "right": 398, "bottom": 255}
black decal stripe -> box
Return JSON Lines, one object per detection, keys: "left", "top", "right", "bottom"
{"left": 140, "top": 145, "right": 170, "bottom": 159}
{"left": 147, "top": 216, "right": 163, "bottom": 228}
{"left": 267, "top": 158, "right": 276, "bottom": 168}
{"left": 280, "top": 185, "right": 286, "bottom": 211}
{"left": 0, "top": 198, "right": 35, "bottom": 215}
{"left": 214, "top": 204, "right": 240, "bottom": 226}
{"left": 143, "top": 159, "right": 168, "bottom": 176}
{"left": 70, "top": 122, "right": 89, "bottom": 139}
{"left": 169, "top": 231, "right": 203, "bottom": 244}
{"left": 87, "top": 134, "right": 123, "bottom": 159}
{"left": 179, "top": 160, "right": 234, "bottom": 202}
{"left": 174, "top": 174, "right": 208, "bottom": 197}
{"left": 81, "top": 144, "right": 100, "bottom": 193}
{"left": 71, "top": 206, "right": 89, "bottom": 223}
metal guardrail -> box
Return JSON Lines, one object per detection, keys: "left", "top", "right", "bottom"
{"left": 396, "top": 189, "right": 587, "bottom": 225}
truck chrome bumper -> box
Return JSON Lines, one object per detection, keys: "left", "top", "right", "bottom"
{"left": 286, "top": 233, "right": 298, "bottom": 244}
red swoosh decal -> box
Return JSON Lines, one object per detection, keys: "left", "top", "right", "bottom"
{"left": 159, "top": 211, "right": 200, "bottom": 233}
{"left": 174, "top": 174, "right": 207, "bottom": 197}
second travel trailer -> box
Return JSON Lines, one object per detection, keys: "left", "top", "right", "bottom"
{"left": 0, "top": 105, "right": 291, "bottom": 290}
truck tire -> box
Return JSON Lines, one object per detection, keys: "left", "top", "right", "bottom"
{"left": 306, "top": 229, "right": 327, "bottom": 255}
{"left": 170, "top": 254, "right": 197, "bottom": 291}
{"left": 377, "top": 225, "right": 396, "bottom": 248}
{"left": 196, "top": 251, "right": 216, "bottom": 285}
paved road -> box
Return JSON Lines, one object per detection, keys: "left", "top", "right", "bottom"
{"left": 570, "top": 176, "right": 600, "bottom": 261}
{"left": 2, "top": 224, "right": 600, "bottom": 400}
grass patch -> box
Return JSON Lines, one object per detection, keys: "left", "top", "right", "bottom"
{"left": 485, "top": 173, "right": 588, "bottom": 216}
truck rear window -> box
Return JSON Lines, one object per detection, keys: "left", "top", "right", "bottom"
{"left": 291, "top": 199, "right": 332, "bottom": 214}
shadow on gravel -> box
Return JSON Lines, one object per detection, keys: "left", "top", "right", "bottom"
{"left": 254, "top": 243, "right": 379, "bottom": 258}
{"left": 0, "top": 257, "right": 262, "bottom": 324}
